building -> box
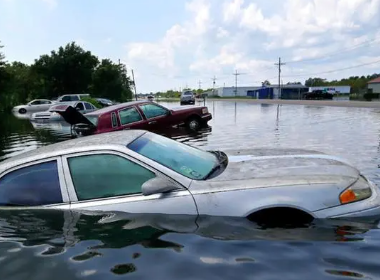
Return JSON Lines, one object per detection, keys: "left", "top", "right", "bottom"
{"left": 247, "top": 84, "right": 309, "bottom": 99}
{"left": 309, "top": 86, "right": 351, "bottom": 94}
{"left": 215, "top": 86, "right": 261, "bottom": 97}
{"left": 368, "top": 77, "right": 380, "bottom": 94}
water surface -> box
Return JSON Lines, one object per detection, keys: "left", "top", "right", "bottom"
{"left": 1, "top": 100, "right": 380, "bottom": 279}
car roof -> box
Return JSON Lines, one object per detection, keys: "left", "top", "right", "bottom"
{"left": 85, "top": 100, "right": 153, "bottom": 115}
{"left": 0, "top": 130, "right": 148, "bottom": 174}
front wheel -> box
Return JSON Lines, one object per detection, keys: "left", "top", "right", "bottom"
{"left": 19, "top": 108, "right": 27, "bottom": 114}
{"left": 186, "top": 117, "right": 201, "bottom": 131}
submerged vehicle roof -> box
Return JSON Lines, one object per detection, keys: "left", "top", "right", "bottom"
{"left": 84, "top": 101, "right": 158, "bottom": 115}
{"left": 0, "top": 130, "right": 147, "bottom": 174}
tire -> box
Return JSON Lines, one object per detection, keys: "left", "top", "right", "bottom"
{"left": 19, "top": 108, "right": 27, "bottom": 114}
{"left": 186, "top": 116, "right": 201, "bottom": 131}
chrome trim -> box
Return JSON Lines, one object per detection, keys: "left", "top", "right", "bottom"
{"left": 137, "top": 103, "right": 170, "bottom": 120}
{"left": 57, "top": 156, "right": 71, "bottom": 203}
{"left": 0, "top": 156, "right": 71, "bottom": 206}
{"left": 69, "top": 190, "right": 192, "bottom": 209}
{"left": 61, "top": 149, "right": 190, "bottom": 203}
{"left": 117, "top": 106, "right": 145, "bottom": 127}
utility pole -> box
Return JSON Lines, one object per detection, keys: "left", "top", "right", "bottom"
{"left": 198, "top": 80, "right": 202, "bottom": 90}
{"left": 275, "top": 57, "right": 286, "bottom": 99}
{"left": 131, "top": 69, "right": 138, "bottom": 101}
{"left": 212, "top": 76, "right": 217, "bottom": 95}
{"left": 233, "top": 70, "right": 242, "bottom": 97}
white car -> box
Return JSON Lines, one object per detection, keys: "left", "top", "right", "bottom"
{"left": 0, "top": 130, "right": 379, "bottom": 225}
{"left": 30, "top": 101, "right": 97, "bottom": 122}
{"left": 12, "top": 99, "right": 56, "bottom": 114}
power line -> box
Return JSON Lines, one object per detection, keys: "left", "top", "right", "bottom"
{"left": 285, "top": 37, "right": 380, "bottom": 65}
{"left": 282, "top": 58, "right": 380, "bottom": 78}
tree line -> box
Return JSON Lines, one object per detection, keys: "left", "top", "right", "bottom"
{"left": 305, "top": 75, "right": 380, "bottom": 93}
{"left": 0, "top": 41, "right": 133, "bottom": 111}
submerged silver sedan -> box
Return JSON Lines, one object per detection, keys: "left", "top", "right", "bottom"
{"left": 0, "top": 130, "right": 379, "bottom": 224}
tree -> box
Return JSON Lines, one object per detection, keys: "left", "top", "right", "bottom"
{"left": 91, "top": 59, "right": 133, "bottom": 101}
{"left": 31, "top": 42, "right": 99, "bottom": 98}
{"left": 262, "top": 80, "right": 271, "bottom": 86}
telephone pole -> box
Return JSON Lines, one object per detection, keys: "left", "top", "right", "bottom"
{"left": 198, "top": 80, "right": 202, "bottom": 90}
{"left": 212, "top": 76, "right": 217, "bottom": 95}
{"left": 233, "top": 70, "right": 242, "bottom": 97}
{"left": 131, "top": 69, "right": 138, "bottom": 101}
{"left": 275, "top": 57, "right": 286, "bottom": 99}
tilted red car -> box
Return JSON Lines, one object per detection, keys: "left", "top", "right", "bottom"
{"left": 51, "top": 101, "right": 212, "bottom": 136}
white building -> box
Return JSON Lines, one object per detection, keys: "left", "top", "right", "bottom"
{"left": 368, "top": 77, "right": 380, "bottom": 93}
{"left": 215, "top": 86, "right": 261, "bottom": 97}
{"left": 309, "top": 86, "right": 351, "bottom": 94}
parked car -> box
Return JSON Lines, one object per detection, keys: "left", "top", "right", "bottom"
{"left": 57, "top": 94, "right": 90, "bottom": 102}
{"left": 180, "top": 90, "right": 195, "bottom": 105}
{"left": 96, "top": 98, "right": 113, "bottom": 107}
{"left": 12, "top": 99, "right": 56, "bottom": 114}
{"left": 30, "top": 101, "right": 97, "bottom": 122}
{"left": 0, "top": 130, "right": 379, "bottom": 225}
{"left": 50, "top": 101, "right": 212, "bottom": 136}
{"left": 303, "top": 90, "right": 334, "bottom": 100}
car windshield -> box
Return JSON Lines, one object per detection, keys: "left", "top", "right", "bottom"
{"left": 127, "top": 133, "right": 218, "bottom": 180}
{"left": 183, "top": 92, "right": 193, "bottom": 96}
{"left": 85, "top": 115, "right": 99, "bottom": 126}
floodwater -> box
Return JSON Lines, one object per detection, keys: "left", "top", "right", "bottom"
{"left": 1, "top": 100, "right": 380, "bottom": 279}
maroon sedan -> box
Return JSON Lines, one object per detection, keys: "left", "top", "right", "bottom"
{"left": 51, "top": 101, "right": 212, "bottom": 136}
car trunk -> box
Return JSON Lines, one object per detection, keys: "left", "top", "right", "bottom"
{"left": 50, "top": 105, "right": 97, "bottom": 135}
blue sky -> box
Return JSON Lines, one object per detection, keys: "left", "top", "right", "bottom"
{"left": 1, "top": 0, "right": 380, "bottom": 93}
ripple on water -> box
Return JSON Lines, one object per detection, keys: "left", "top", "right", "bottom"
{"left": 1, "top": 102, "right": 380, "bottom": 279}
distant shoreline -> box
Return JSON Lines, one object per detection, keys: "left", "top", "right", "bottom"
{"left": 156, "top": 97, "right": 380, "bottom": 109}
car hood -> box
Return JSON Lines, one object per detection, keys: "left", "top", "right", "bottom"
{"left": 213, "top": 148, "right": 359, "bottom": 182}
{"left": 192, "top": 148, "right": 360, "bottom": 191}
{"left": 49, "top": 105, "right": 95, "bottom": 127}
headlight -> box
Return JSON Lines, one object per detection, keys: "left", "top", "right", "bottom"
{"left": 202, "top": 108, "right": 208, "bottom": 114}
{"left": 339, "top": 176, "right": 372, "bottom": 205}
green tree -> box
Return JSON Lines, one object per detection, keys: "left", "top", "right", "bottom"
{"left": 31, "top": 42, "right": 99, "bottom": 98}
{"left": 91, "top": 59, "right": 133, "bottom": 102}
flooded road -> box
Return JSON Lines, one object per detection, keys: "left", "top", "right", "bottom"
{"left": 1, "top": 100, "right": 380, "bottom": 279}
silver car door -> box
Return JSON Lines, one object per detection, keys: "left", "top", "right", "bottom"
{"left": 61, "top": 150, "right": 197, "bottom": 215}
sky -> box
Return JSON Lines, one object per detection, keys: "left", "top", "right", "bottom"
{"left": 0, "top": 0, "right": 380, "bottom": 93}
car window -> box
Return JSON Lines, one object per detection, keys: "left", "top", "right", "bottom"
{"left": 67, "top": 154, "right": 156, "bottom": 201}
{"left": 84, "top": 102, "right": 93, "bottom": 110}
{"left": 0, "top": 161, "right": 63, "bottom": 206}
{"left": 128, "top": 133, "right": 217, "bottom": 180}
{"left": 139, "top": 104, "right": 168, "bottom": 119}
{"left": 111, "top": 112, "right": 118, "bottom": 127}
{"left": 42, "top": 100, "right": 52, "bottom": 104}
{"left": 30, "top": 100, "right": 41, "bottom": 105}
{"left": 76, "top": 102, "right": 85, "bottom": 110}
{"left": 119, "top": 107, "right": 142, "bottom": 125}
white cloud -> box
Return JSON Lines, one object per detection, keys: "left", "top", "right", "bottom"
{"left": 123, "top": 0, "right": 380, "bottom": 92}
{"left": 41, "top": 0, "right": 57, "bottom": 9}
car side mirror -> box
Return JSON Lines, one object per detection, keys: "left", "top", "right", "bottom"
{"left": 141, "top": 177, "right": 180, "bottom": 196}
{"left": 167, "top": 110, "right": 172, "bottom": 115}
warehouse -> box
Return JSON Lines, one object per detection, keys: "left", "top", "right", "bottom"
{"left": 215, "top": 86, "right": 261, "bottom": 97}
{"left": 309, "top": 86, "right": 351, "bottom": 94}
{"left": 246, "top": 84, "right": 309, "bottom": 99}
{"left": 368, "top": 77, "right": 380, "bottom": 94}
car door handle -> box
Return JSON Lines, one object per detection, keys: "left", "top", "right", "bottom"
{"left": 148, "top": 121, "right": 157, "bottom": 125}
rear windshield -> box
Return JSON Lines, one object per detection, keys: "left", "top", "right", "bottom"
{"left": 85, "top": 115, "right": 99, "bottom": 126}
